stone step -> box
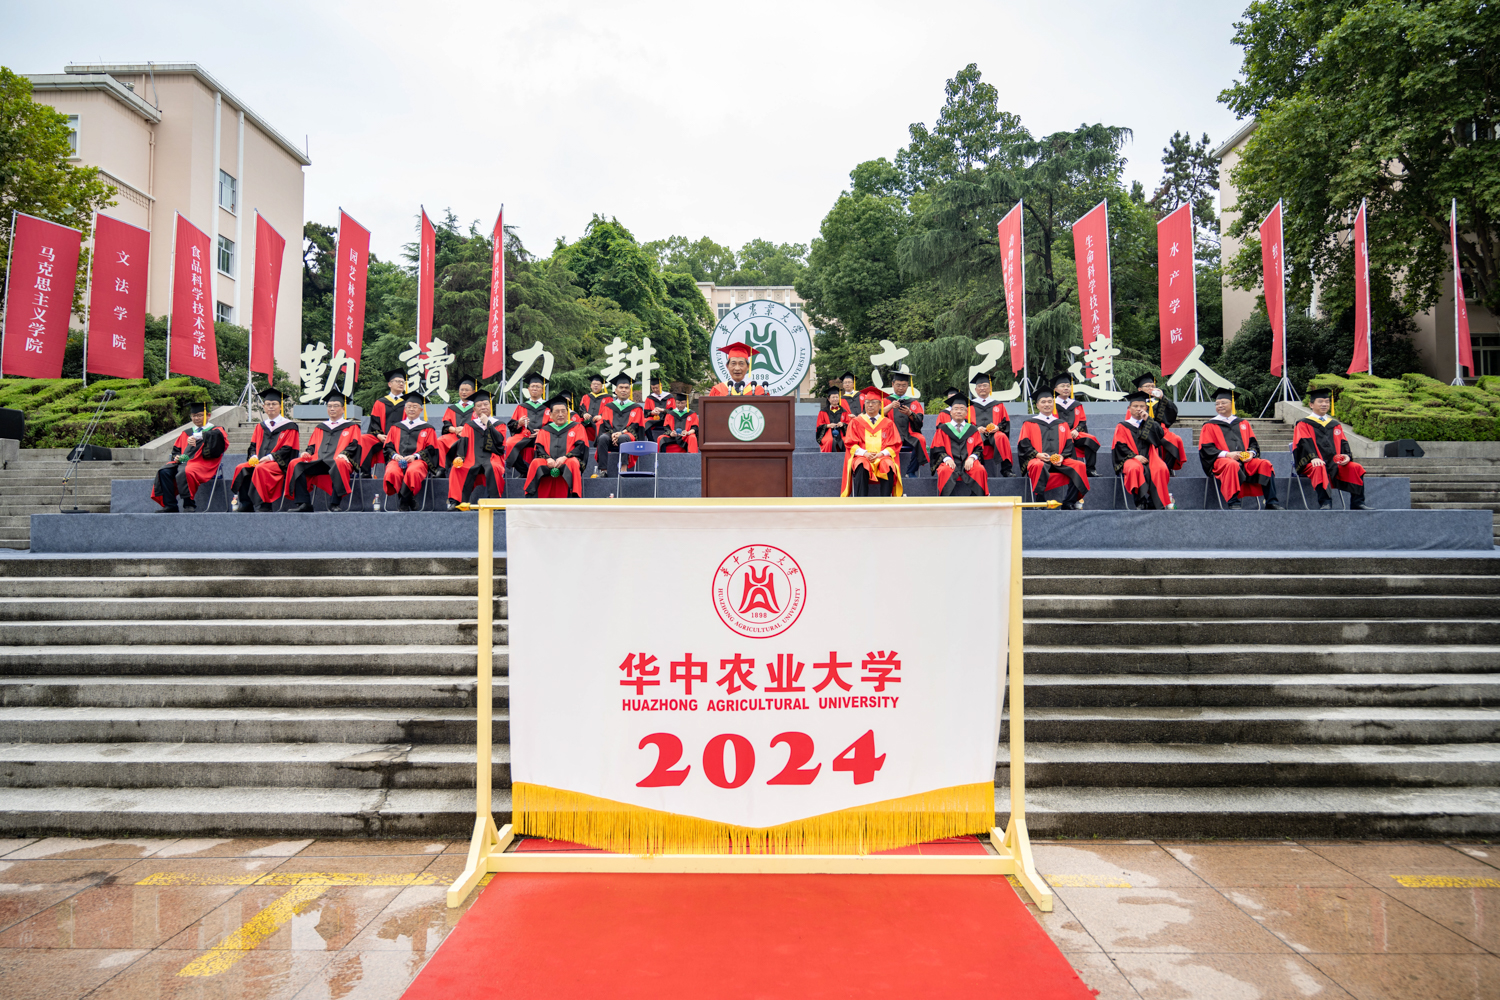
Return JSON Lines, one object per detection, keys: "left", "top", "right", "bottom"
{"left": 0, "top": 619, "right": 495, "bottom": 646}
{"left": 0, "top": 644, "right": 510, "bottom": 676}
{"left": 1022, "top": 574, "right": 1500, "bottom": 597}
{"left": 0, "top": 575, "right": 502, "bottom": 599}
{"left": 1412, "top": 501, "right": 1500, "bottom": 511}
{"left": 1026, "top": 644, "right": 1500, "bottom": 675}
{"left": 0, "top": 595, "right": 506, "bottom": 622}
{"left": 1028, "top": 673, "right": 1500, "bottom": 707}
{"left": 0, "top": 675, "right": 510, "bottom": 709}
{"left": 0, "top": 556, "right": 503, "bottom": 578}
{"left": 1025, "top": 618, "right": 1500, "bottom": 645}
{"left": 1003, "top": 706, "right": 1500, "bottom": 744}
{"left": 0, "top": 705, "right": 506, "bottom": 743}
{"left": 1025, "top": 594, "right": 1495, "bottom": 619}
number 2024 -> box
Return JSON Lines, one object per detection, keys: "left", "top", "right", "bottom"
{"left": 636, "top": 730, "right": 885, "bottom": 788}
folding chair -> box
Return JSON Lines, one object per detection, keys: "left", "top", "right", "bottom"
{"left": 1114, "top": 473, "right": 1138, "bottom": 511}
{"left": 1203, "top": 474, "right": 1263, "bottom": 511}
{"left": 198, "top": 462, "right": 228, "bottom": 512}
{"left": 1288, "top": 442, "right": 1346, "bottom": 509}
{"left": 616, "top": 440, "right": 659, "bottom": 498}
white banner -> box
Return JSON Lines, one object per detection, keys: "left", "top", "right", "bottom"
{"left": 508, "top": 503, "right": 1010, "bottom": 834}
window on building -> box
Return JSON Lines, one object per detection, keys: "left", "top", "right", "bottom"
{"left": 717, "top": 303, "right": 731, "bottom": 319}
{"left": 1476, "top": 334, "right": 1500, "bottom": 378}
{"left": 218, "top": 170, "right": 238, "bottom": 213}
{"left": 215, "top": 301, "right": 234, "bottom": 324}
{"left": 66, "top": 115, "right": 79, "bottom": 155}
{"left": 217, "top": 235, "right": 235, "bottom": 277}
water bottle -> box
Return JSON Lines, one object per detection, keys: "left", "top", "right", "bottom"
{"left": 230, "top": 495, "right": 239, "bottom": 512}
{"left": 372, "top": 493, "right": 382, "bottom": 512}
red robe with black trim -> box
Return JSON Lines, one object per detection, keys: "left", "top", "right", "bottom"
{"left": 1198, "top": 416, "right": 1276, "bottom": 501}
{"left": 231, "top": 418, "right": 300, "bottom": 506}
{"left": 1054, "top": 396, "right": 1101, "bottom": 472}
{"left": 524, "top": 419, "right": 591, "bottom": 498}
{"left": 287, "top": 419, "right": 362, "bottom": 499}
{"left": 438, "top": 399, "right": 476, "bottom": 467}
{"left": 936, "top": 397, "right": 1013, "bottom": 471}
{"left": 815, "top": 403, "right": 847, "bottom": 452}
{"left": 382, "top": 420, "right": 441, "bottom": 499}
{"left": 651, "top": 408, "right": 699, "bottom": 453}
{"left": 840, "top": 413, "right": 903, "bottom": 497}
{"left": 1112, "top": 418, "right": 1172, "bottom": 509}
{"left": 595, "top": 396, "right": 647, "bottom": 471}
{"left": 360, "top": 394, "right": 406, "bottom": 472}
{"left": 1017, "top": 416, "right": 1089, "bottom": 501}
{"left": 930, "top": 421, "right": 989, "bottom": 496}
{"left": 577, "top": 391, "right": 608, "bottom": 444}
{"left": 1292, "top": 414, "right": 1366, "bottom": 495}
{"left": 883, "top": 396, "right": 927, "bottom": 464}
{"left": 152, "top": 424, "right": 229, "bottom": 507}
{"left": 448, "top": 416, "right": 507, "bottom": 503}
{"left": 504, "top": 398, "right": 551, "bottom": 469}
{"left": 709, "top": 381, "right": 767, "bottom": 396}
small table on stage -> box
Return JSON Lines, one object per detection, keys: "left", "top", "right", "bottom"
{"left": 698, "top": 396, "right": 795, "bottom": 497}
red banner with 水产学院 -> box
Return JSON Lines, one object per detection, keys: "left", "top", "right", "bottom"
{"left": 417, "top": 208, "right": 435, "bottom": 352}
{"left": 483, "top": 207, "right": 506, "bottom": 381}
{"left": 2, "top": 212, "right": 83, "bottom": 379}
{"left": 1348, "top": 201, "right": 1372, "bottom": 375}
{"left": 168, "top": 213, "right": 218, "bottom": 382}
{"left": 1156, "top": 204, "right": 1196, "bottom": 377}
{"left": 332, "top": 210, "right": 371, "bottom": 375}
{"left": 1261, "top": 201, "right": 1286, "bottom": 376}
{"left": 85, "top": 213, "right": 150, "bottom": 380}
{"left": 251, "top": 212, "right": 286, "bottom": 377}
{"left": 1072, "top": 200, "right": 1111, "bottom": 348}
{"left": 997, "top": 202, "right": 1025, "bottom": 374}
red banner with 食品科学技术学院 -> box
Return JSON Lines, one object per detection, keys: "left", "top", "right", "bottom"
{"left": 2, "top": 212, "right": 83, "bottom": 379}
{"left": 168, "top": 213, "right": 218, "bottom": 382}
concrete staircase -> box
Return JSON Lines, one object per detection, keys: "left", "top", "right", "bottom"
{"left": 1364, "top": 456, "right": 1500, "bottom": 544}
{"left": 0, "top": 552, "right": 1496, "bottom": 838}
{"left": 0, "top": 458, "right": 155, "bottom": 550}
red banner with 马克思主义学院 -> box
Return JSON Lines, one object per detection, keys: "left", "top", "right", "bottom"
{"left": 483, "top": 207, "right": 506, "bottom": 381}
{"left": 417, "top": 208, "right": 435, "bottom": 352}
{"left": 1072, "top": 200, "right": 1111, "bottom": 348}
{"left": 332, "top": 210, "right": 371, "bottom": 376}
{"left": 1348, "top": 201, "right": 1372, "bottom": 375}
{"left": 1156, "top": 204, "right": 1196, "bottom": 378}
{"left": 997, "top": 202, "right": 1024, "bottom": 374}
{"left": 168, "top": 213, "right": 218, "bottom": 382}
{"left": 85, "top": 213, "right": 150, "bottom": 380}
{"left": 2, "top": 212, "right": 83, "bottom": 379}
{"left": 1261, "top": 201, "right": 1286, "bottom": 377}
{"left": 251, "top": 212, "right": 286, "bottom": 377}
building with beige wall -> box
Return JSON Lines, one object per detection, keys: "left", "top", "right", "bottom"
{"left": 28, "top": 63, "right": 309, "bottom": 379}
{"left": 1215, "top": 121, "right": 1497, "bottom": 379}
{"left": 696, "top": 282, "right": 820, "bottom": 395}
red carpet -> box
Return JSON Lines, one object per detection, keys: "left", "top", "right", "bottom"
{"left": 405, "top": 838, "right": 1093, "bottom": 1000}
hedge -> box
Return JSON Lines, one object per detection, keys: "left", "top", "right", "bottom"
{"left": 1306, "top": 372, "right": 1500, "bottom": 442}
{"left": 0, "top": 378, "right": 212, "bottom": 449}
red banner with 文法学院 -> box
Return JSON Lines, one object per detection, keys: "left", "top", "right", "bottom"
{"left": 85, "top": 213, "right": 151, "bottom": 380}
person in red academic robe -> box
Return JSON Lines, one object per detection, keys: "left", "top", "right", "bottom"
{"left": 709, "top": 341, "right": 768, "bottom": 396}
{"left": 1018, "top": 383, "right": 1090, "bottom": 508}
{"left": 231, "top": 389, "right": 300, "bottom": 512}
{"left": 841, "top": 386, "right": 903, "bottom": 497}
{"left": 359, "top": 368, "right": 408, "bottom": 474}
{"left": 381, "top": 391, "right": 442, "bottom": 511}
{"left": 1198, "top": 388, "right": 1285, "bottom": 509}
{"left": 651, "top": 391, "right": 699, "bottom": 453}
{"left": 1293, "top": 386, "right": 1370, "bottom": 509}
{"left": 930, "top": 391, "right": 989, "bottom": 496}
{"left": 594, "top": 372, "right": 647, "bottom": 475}
{"left": 882, "top": 370, "right": 927, "bottom": 476}
{"left": 1051, "top": 376, "right": 1101, "bottom": 476}
{"left": 286, "top": 390, "right": 364, "bottom": 512}
{"left": 152, "top": 400, "right": 229, "bottom": 512}
{"left": 816, "top": 388, "right": 847, "bottom": 453}
{"left": 503, "top": 372, "right": 551, "bottom": 477}
{"left": 936, "top": 373, "right": 1013, "bottom": 477}
{"left": 1113, "top": 390, "right": 1173, "bottom": 510}
{"left": 447, "top": 390, "right": 507, "bottom": 509}
{"left": 837, "top": 372, "right": 860, "bottom": 424}
{"left": 576, "top": 373, "right": 608, "bottom": 446}
{"left": 524, "top": 394, "right": 591, "bottom": 498}
{"left": 438, "top": 376, "right": 477, "bottom": 468}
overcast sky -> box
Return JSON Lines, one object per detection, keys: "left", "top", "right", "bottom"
{"left": 3, "top": 0, "right": 1250, "bottom": 265}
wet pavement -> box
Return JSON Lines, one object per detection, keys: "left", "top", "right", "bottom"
{"left": 0, "top": 836, "right": 1495, "bottom": 998}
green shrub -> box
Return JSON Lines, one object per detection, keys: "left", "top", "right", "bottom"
{"left": 0, "top": 377, "right": 213, "bottom": 448}
{"left": 1307, "top": 373, "right": 1500, "bottom": 441}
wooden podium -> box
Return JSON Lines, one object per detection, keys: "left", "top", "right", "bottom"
{"left": 698, "top": 396, "right": 796, "bottom": 497}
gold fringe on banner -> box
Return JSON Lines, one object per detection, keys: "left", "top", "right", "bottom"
{"left": 513, "top": 781, "right": 995, "bottom": 856}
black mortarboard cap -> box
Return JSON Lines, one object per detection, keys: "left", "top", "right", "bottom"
{"left": 673, "top": 391, "right": 690, "bottom": 402}
{"left": 945, "top": 389, "right": 969, "bottom": 405}
{"left": 1125, "top": 390, "right": 1151, "bottom": 403}
{"left": 972, "top": 372, "right": 992, "bottom": 385}
{"left": 260, "top": 388, "right": 283, "bottom": 404}
{"left": 1308, "top": 387, "right": 1333, "bottom": 401}
{"left": 188, "top": 399, "right": 211, "bottom": 415}
{"left": 888, "top": 369, "right": 912, "bottom": 384}
{"left": 1212, "top": 388, "right": 1235, "bottom": 401}
{"left": 610, "top": 373, "right": 633, "bottom": 387}
{"left": 1051, "top": 372, "right": 1073, "bottom": 390}
{"left": 544, "top": 392, "right": 571, "bottom": 409}
{"left": 1030, "top": 382, "right": 1054, "bottom": 402}
{"left": 1132, "top": 372, "right": 1158, "bottom": 389}
{"left": 321, "top": 389, "right": 349, "bottom": 404}
{"left": 470, "top": 389, "right": 492, "bottom": 404}
{"left": 384, "top": 368, "right": 406, "bottom": 384}
{"left": 591, "top": 372, "right": 606, "bottom": 383}
{"left": 838, "top": 371, "right": 855, "bottom": 381}
{"left": 522, "top": 372, "right": 545, "bottom": 386}
{"left": 457, "top": 375, "right": 476, "bottom": 389}
{"left": 402, "top": 390, "right": 428, "bottom": 405}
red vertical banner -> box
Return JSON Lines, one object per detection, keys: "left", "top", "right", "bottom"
{"left": 483, "top": 207, "right": 506, "bottom": 380}
{"left": 1156, "top": 204, "right": 1197, "bottom": 376}
{"left": 997, "top": 202, "right": 1025, "bottom": 375}
{"left": 168, "top": 213, "right": 218, "bottom": 382}
{"left": 417, "top": 208, "right": 436, "bottom": 352}
{"left": 332, "top": 210, "right": 371, "bottom": 375}
{"left": 85, "top": 213, "right": 150, "bottom": 380}
{"left": 2, "top": 212, "right": 83, "bottom": 379}
{"left": 1348, "top": 201, "right": 1372, "bottom": 375}
{"left": 1453, "top": 199, "right": 1474, "bottom": 379}
{"left": 251, "top": 212, "right": 286, "bottom": 377}
{"left": 1260, "top": 201, "right": 1286, "bottom": 376}
{"left": 1072, "top": 200, "right": 1112, "bottom": 347}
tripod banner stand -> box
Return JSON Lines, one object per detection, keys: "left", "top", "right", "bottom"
{"left": 448, "top": 497, "right": 1051, "bottom": 911}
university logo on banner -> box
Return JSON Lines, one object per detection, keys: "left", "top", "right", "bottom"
{"left": 85, "top": 213, "right": 150, "bottom": 380}
{"left": 2, "top": 212, "right": 83, "bottom": 379}
{"left": 168, "top": 214, "right": 218, "bottom": 382}
{"left": 251, "top": 213, "right": 286, "bottom": 377}
{"left": 712, "top": 544, "right": 806, "bottom": 639}
{"left": 332, "top": 210, "right": 371, "bottom": 376}
{"left": 1261, "top": 201, "right": 1287, "bottom": 376}
{"left": 1072, "top": 201, "right": 1112, "bottom": 345}
{"left": 483, "top": 208, "right": 505, "bottom": 380}
{"left": 710, "top": 300, "right": 812, "bottom": 396}
{"left": 1156, "top": 204, "right": 1196, "bottom": 376}
{"left": 997, "top": 202, "right": 1025, "bottom": 374}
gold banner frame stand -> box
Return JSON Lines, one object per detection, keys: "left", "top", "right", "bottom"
{"left": 447, "top": 497, "right": 1053, "bottom": 911}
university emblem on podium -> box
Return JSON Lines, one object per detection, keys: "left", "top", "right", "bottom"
{"left": 712, "top": 544, "right": 806, "bottom": 638}
{"left": 727, "top": 404, "right": 765, "bottom": 441}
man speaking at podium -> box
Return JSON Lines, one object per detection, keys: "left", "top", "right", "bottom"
{"left": 709, "top": 341, "right": 768, "bottom": 396}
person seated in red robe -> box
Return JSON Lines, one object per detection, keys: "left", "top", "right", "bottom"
{"left": 152, "top": 400, "right": 229, "bottom": 512}
{"left": 231, "top": 389, "right": 299, "bottom": 512}
{"left": 286, "top": 389, "right": 364, "bottom": 512}
{"left": 447, "top": 390, "right": 507, "bottom": 509}
{"left": 1113, "top": 390, "right": 1173, "bottom": 510}
{"left": 524, "top": 394, "right": 590, "bottom": 498}
{"left": 930, "top": 390, "right": 988, "bottom": 497}
{"left": 815, "top": 387, "right": 847, "bottom": 453}
{"left": 709, "top": 341, "right": 767, "bottom": 396}
{"left": 937, "top": 373, "right": 1013, "bottom": 477}
{"left": 381, "top": 390, "right": 442, "bottom": 511}
{"left": 882, "top": 371, "right": 927, "bottom": 477}
{"left": 1018, "top": 382, "right": 1090, "bottom": 508}
{"left": 1134, "top": 372, "right": 1179, "bottom": 428}
{"left": 438, "top": 376, "right": 477, "bottom": 467}
{"left": 1157, "top": 408, "right": 1188, "bottom": 475}
{"left": 359, "top": 368, "right": 408, "bottom": 474}
{"left": 837, "top": 372, "right": 860, "bottom": 420}
{"left": 1294, "top": 386, "right": 1370, "bottom": 510}
{"left": 1051, "top": 376, "right": 1101, "bottom": 476}
{"left": 577, "top": 373, "right": 608, "bottom": 445}
{"left": 651, "top": 391, "right": 699, "bottom": 453}
{"left": 841, "top": 386, "right": 903, "bottom": 497}
{"left": 504, "top": 372, "right": 551, "bottom": 477}
{"left": 1199, "top": 388, "right": 1285, "bottom": 510}
{"left": 594, "top": 373, "right": 646, "bottom": 475}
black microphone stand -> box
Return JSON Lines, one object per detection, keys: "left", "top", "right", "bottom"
{"left": 61, "top": 389, "right": 115, "bottom": 513}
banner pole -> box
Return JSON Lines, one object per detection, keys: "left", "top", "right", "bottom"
{"left": 165, "top": 213, "right": 178, "bottom": 381}
{"left": 1, "top": 210, "right": 17, "bottom": 383}
{"left": 81, "top": 212, "right": 96, "bottom": 388}
{"left": 477, "top": 506, "right": 494, "bottom": 821}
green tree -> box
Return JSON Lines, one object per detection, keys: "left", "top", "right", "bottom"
{"left": 1149, "top": 131, "right": 1220, "bottom": 226}
{"left": 0, "top": 66, "right": 116, "bottom": 311}
{"left": 643, "top": 235, "right": 735, "bottom": 283}
{"left": 722, "top": 238, "right": 808, "bottom": 286}
{"left": 795, "top": 189, "right": 912, "bottom": 342}
{"left": 1221, "top": 0, "right": 1500, "bottom": 317}
{"left": 894, "top": 62, "right": 1026, "bottom": 191}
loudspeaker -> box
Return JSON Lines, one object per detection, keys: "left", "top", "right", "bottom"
{"left": 1383, "top": 439, "right": 1424, "bottom": 458}
{"left": 0, "top": 408, "right": 23, "bottom": 442}
{"left": 67, "top": 443, "right": 113, "bottom": 462}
